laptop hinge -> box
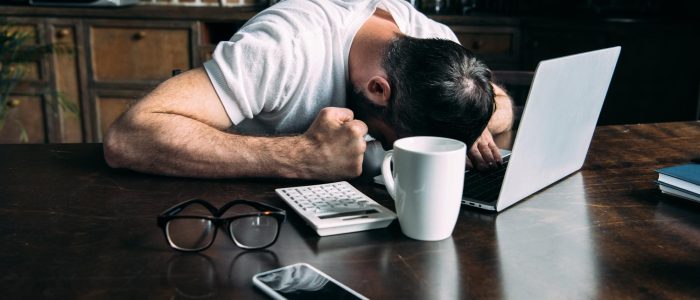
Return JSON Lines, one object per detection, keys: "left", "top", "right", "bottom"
{"left": 462, "top": 199, "right": 496, "bottom": 211}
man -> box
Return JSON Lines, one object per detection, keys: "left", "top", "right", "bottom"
{"left": 104, "top": 0, "right": 513, "bottom": 181}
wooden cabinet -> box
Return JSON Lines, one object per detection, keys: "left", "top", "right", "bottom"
{"left": 0, "top": 18, "right": 56, "bottom": 143}
{"left": 1, "top": 13, "right": 200, "bottom": 143}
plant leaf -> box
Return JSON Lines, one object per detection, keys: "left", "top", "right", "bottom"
{"left": 19, "top": 125, "right": 28, "bottom": 143}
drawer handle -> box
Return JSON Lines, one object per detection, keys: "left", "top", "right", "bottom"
{"left": 7, "top": 99, "right": 21, "bottom": 108}
{"left": 133, "top": 31, "right": 147, "bottom": 40}
{"left": 56, "top": 29, "right": 70, "bottom": 38}
{"left": 471, "top": 40, "right": 483, "bottom": 50}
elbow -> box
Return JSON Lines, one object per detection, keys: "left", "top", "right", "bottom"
{"left": 504, "top": 105, "right": 515, "bottom": 131}
{"left": 103, "top": 112, "right": 145, "bottom": 170}
{"left": 102, "top": 98, "right": 160, "bottom": 171}
{"left": 103, "top": 125, "right": 128, "bottom": 169}
{"left": 103, "top": 108, "right": 159, "bottom": 171}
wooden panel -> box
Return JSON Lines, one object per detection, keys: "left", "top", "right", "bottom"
{"left": 198, "top": 44, "right": 215, "bottom": 65}
{"left": 97, "top": 96, "right": 137, "bottom": 141}
{"left": 52, "top": 25, "right": 83, "bottom": 143}
{"left": 456, "top": 32, "right": 512, "bottom": 55}
{"left": 90, "top": 26, "right": 190, "bottom": 82}
{"left": 7, "top": 25, "right": 41, "bottom": 81}
{"left": 450, "top": 26, "right": 520, "bottom": 69}
{"left": 0, "top": 96, "right": 45, "bottom": 144}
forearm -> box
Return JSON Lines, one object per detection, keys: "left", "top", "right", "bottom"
{"left": 487, "top": 83, "right": 514, "bottom": 134}
{"left": 103, "top": 68, "right": 365, "bottom": 181}
{"left": 104, "top": 111, "right": 314, "bottom": 179}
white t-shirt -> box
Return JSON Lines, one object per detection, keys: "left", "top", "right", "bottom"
{"left": 204, "top": 0, "right": 458, "bottom": 135}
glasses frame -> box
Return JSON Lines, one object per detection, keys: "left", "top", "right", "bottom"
{"left": 157, "top": 198, "right": 286, "bottom": 252}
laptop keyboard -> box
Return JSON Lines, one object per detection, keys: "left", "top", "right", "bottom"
{"left": 463, "top": 155, "right": 510, "bottom": 204}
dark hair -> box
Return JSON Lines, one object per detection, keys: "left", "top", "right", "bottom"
{"left": 382, "top": 36, "right": 494, "bottom": 148}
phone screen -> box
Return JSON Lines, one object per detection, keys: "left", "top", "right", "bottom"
{"left": 254, "top": 264, "right": 364, "bottom": 300}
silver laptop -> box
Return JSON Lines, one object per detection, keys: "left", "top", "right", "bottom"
{"left": 461, "top": 46, "right": 621, "bottom": 212}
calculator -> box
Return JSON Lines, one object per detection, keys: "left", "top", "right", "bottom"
{"left": 275, "top": 181, "right": 396, "bottom": 236}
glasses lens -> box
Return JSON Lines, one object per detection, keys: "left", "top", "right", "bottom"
{"left": 230, "top": 215, "right": 279, "bottom": 249}
{"left": 166, "top": 218, "right": 215, "bottom": 251}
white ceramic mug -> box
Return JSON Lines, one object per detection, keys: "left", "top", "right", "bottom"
{"left": 381, "top": 136, "right": 466, "bottom": 241}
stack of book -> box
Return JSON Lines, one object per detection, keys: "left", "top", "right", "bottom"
{"left": 656, "top": 163, "right": 700, "bottom": 203}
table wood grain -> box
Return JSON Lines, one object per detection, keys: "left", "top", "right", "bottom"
{"left": 1, "top": 122, "right": 698, "bottom": 299}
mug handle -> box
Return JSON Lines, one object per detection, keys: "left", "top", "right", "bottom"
{"left": 381, "top": 150, "right": 396, "bottom": 200}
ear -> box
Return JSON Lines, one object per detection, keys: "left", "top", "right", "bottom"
{"left": 365, "top": 76, "right": 391, "bottom": 107}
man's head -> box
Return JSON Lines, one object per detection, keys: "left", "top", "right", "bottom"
{"left": 349, "top": 36, "right": 495, "bottom": 149}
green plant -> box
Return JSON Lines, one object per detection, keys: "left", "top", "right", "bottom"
{"left": 1, "top": 19, "right": 77, "bottom": 142}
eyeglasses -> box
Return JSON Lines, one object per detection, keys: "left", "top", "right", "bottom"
{"left": 157, "top": 199, "right": 286, "bottom": 251}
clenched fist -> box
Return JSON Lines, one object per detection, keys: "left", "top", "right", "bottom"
{"left": 298, "top": 107, "right": 368, "bottom": 180}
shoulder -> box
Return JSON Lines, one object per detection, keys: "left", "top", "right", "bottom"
{"left": 380, "top": 0, "right": 458, "bottom": 42}
{"left": 248, "top": 0, "right": 363, "bottom": 29}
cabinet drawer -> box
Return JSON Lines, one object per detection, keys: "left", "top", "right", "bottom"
{"left": 7, "top": 24, "right": 41, "bottom": 81}
{"left": 90, "top": 26, "right": 191, "bottom": 82}
{"left": 96, "top": 96, "right": 138, "bottom": 141}
{"left": 0, "top": 96, "right": 46, "bottom": 144}
{"left": 450, "top": 26, "right": 520, "bottom": 68}
{"left": 456, "top": 32, "right": 512, "bottom": 55}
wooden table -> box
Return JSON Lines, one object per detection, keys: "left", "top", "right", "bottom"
{"left": 1, "top": 122, "right": 699, "bottom": 299}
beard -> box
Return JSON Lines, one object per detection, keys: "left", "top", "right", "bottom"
{"left": 346, "top": 87, "right": 384, "bottom": 124}
{"left": 346, "top": 87, "right": 393, "bottom": 149}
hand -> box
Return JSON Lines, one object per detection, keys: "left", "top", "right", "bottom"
{"left": 466, "top": 128, "right": 502, "bottom": 171}
{"left": 301, "top": 107, "right": 368, "bottom": 180}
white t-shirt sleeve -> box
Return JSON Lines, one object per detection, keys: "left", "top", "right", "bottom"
{"left": 204, "top": 13, "right": 302, "bottom": 126}
{"left": 381, "top": 0, "right": 459, "bottom": 43}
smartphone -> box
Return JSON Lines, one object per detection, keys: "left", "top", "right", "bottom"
{"left": 252, "top": 263, "right": 368, "bottom": 300}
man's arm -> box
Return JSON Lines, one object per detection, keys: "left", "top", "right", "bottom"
{"left": 466, "top": 83, "right": 514, "bottom": 170}
{"left": 103, "top": 67, "right": 368, "bottom": 181}
{"left": 487, "top": 83, "right": 514, "bottom": 134}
